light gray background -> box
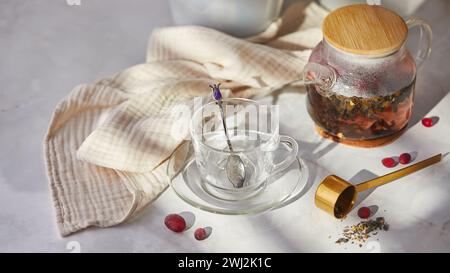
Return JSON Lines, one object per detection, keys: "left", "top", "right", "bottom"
{"left": 0, "top": 0, "right": 449, "bottom": 252}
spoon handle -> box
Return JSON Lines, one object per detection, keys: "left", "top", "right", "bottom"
{"left": 355, "top": 154, "right": 442, "bottom": 193}
{"left": 217, "top": 101, "right": 234, "bottom": 152}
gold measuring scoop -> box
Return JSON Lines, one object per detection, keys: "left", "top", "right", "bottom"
{"left": 315, "top": 154, "right": 443, "bottom": 218}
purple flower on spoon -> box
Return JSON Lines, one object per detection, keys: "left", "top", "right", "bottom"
{"left": 210, "top": 83, "right": 223, "bottom": 101}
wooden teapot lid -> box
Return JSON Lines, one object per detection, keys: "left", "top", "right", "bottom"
{"left": 323, "top": 4, "right": 408, "bottom": 56}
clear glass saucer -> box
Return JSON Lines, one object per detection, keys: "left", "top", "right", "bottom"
{"left": 166, "top": 141, "right": 309, "bottom": 215}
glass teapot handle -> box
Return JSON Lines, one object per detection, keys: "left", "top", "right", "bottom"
{"left": 406, "top": 17, "right": 433, "bottom": 69}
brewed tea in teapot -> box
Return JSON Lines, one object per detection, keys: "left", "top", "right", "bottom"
{"left": 304, "top": 4, "right": 432, "bottom": 147}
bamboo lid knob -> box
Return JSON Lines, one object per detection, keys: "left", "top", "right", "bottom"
{"left": 323, "top": 4, "right": 408, "bottom": 56}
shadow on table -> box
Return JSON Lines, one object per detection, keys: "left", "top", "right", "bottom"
{"left": 274, "top": 164, "right": 381, "bottom": 212}
{"left": 348, "top": 169, "right": 378, "bottom": 207}
{"left": 250, "top": 170, "right": 378, "bottom": 252}
{"left": 406, "top": 0, "right": 450, "bottom": 127}
{"left": 273, "top": 157, "right": 317, "bottom": 209}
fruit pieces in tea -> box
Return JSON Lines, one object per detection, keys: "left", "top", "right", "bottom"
{"left": 306, "top": 79, "right": 415, "bottom": 141}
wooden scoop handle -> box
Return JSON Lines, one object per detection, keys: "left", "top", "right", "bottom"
{"left": 355, "top": 154, "right": 443, "bottom": 193}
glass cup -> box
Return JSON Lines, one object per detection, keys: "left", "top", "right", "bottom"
{"left": 190, "top": 98, "right": 298, "bottom": 201}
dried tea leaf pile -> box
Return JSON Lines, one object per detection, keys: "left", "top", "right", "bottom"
{"left": 335, "top": 217, "right": 389, "bottom": 247}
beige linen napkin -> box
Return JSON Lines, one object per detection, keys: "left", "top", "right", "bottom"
{"left": 44, "top": 2, "right": 327, "bottom": 236}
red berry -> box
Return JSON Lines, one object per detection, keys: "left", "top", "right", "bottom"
{"left": 422, "top": 118, "right": 433, "bottom": 127}
{"left": 358, "top": 207, "right": 371, "bottom": 219}
{"left": 399, "top": 153, "right": 411, "bottom": 164}
{"left": 382, "top": 157, "right": 397, "bottom": 168}
{"left": 164, "top": 214, "right": 186, "bottom": 233}
{"left": 194, "top": 228, "right": 207, "bottom": 241}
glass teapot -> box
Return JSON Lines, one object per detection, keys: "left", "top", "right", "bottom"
{"left": 302, "top": 4, "right": 432, "bottom": 147}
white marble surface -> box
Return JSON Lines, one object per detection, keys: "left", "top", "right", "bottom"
{"left": 0, "top": 0, "right": 449, "bottom": 252}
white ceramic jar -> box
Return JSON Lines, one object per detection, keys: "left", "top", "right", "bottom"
{"left": 169, "top": 0, "right": 284, "bottom": 37}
